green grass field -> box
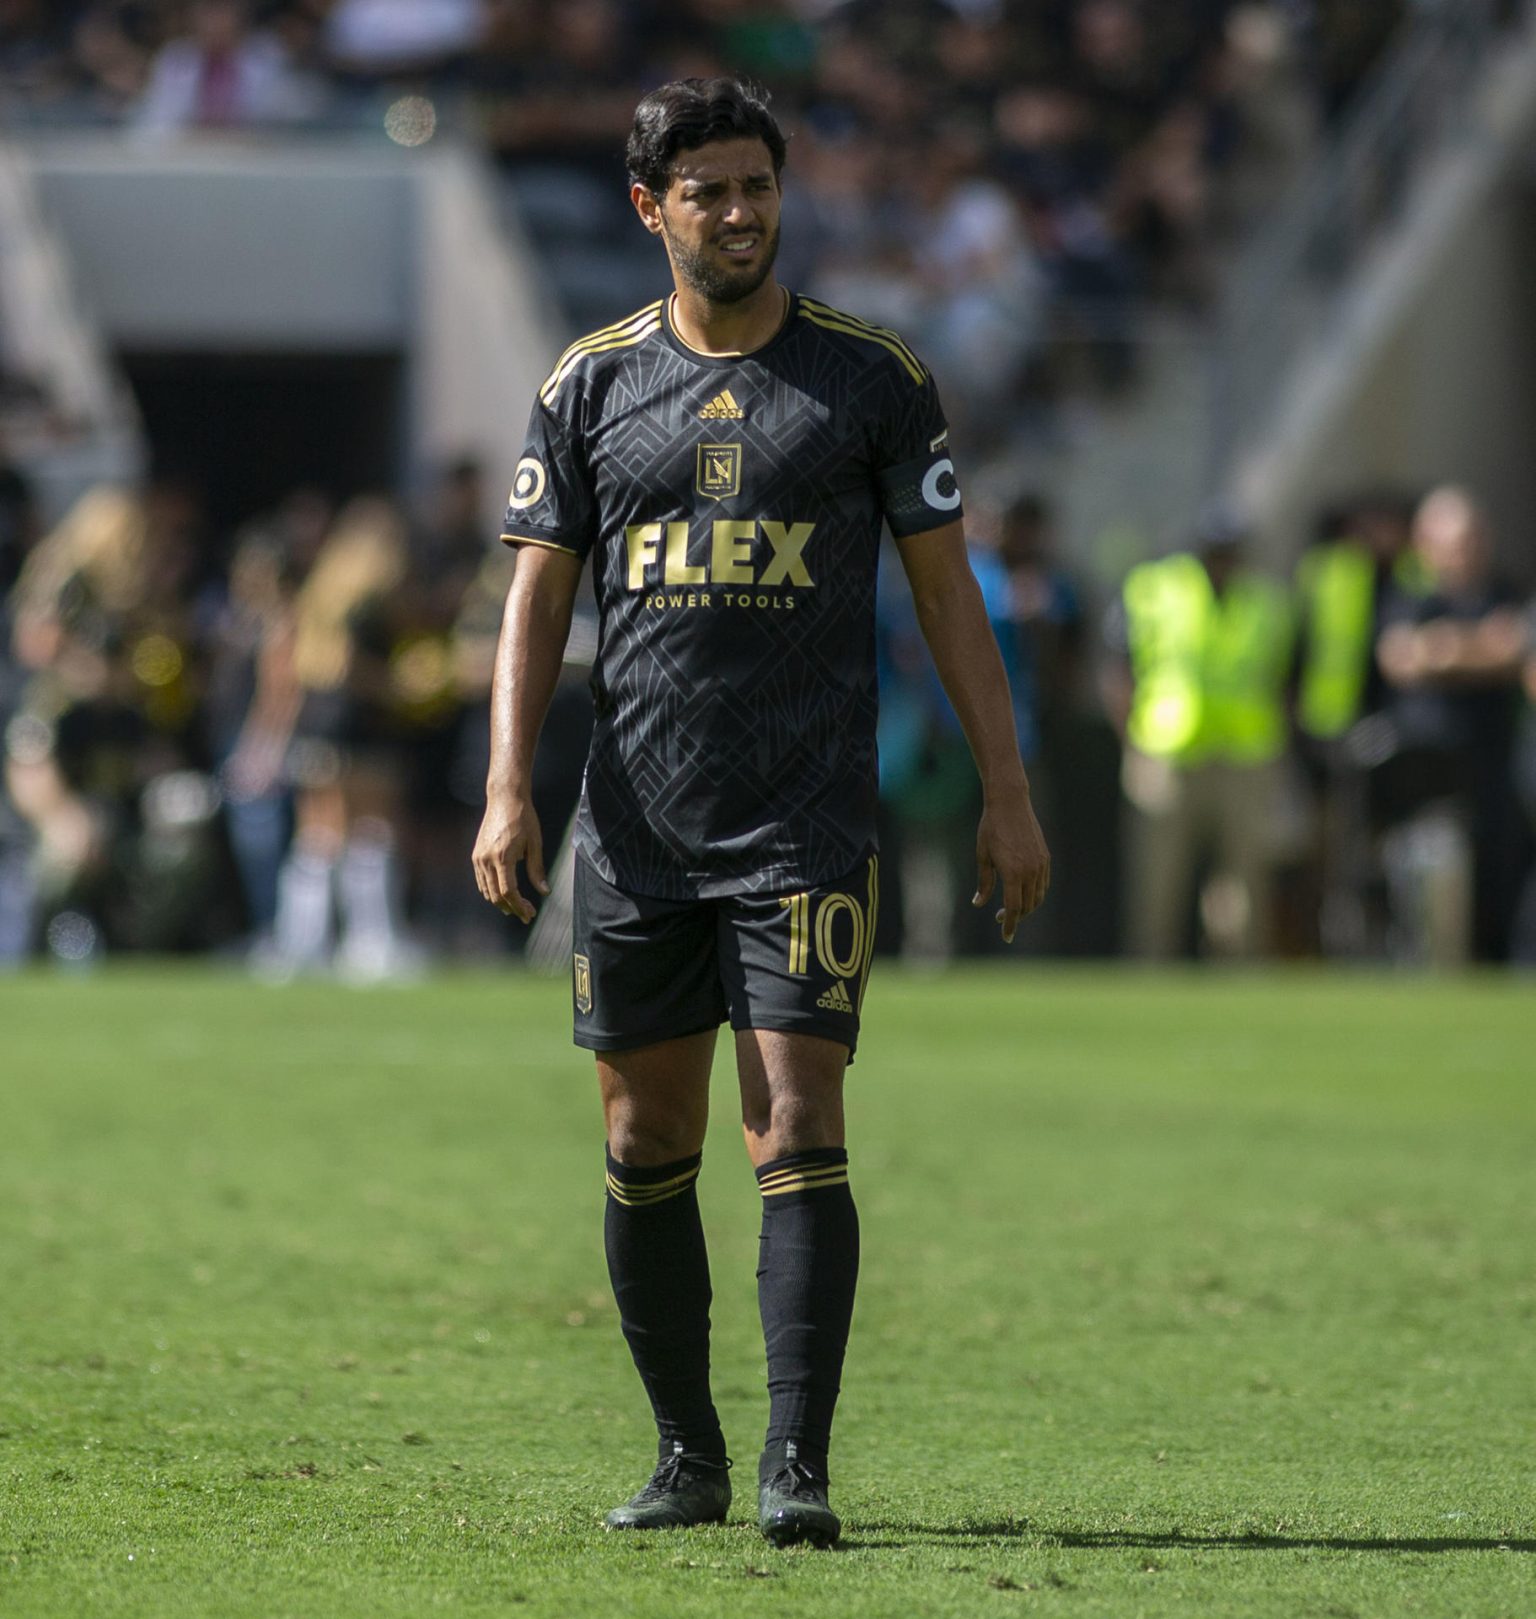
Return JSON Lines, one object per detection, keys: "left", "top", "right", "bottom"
{"left": 2, "top": 966, "right": 1532, "bottom": 1618}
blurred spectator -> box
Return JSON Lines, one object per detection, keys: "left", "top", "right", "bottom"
{"left": 987, "top": 490, "right": 1124, "bottom": 956}
{"left": 1104, "top": 510, "right": 1294, "bottom": 958}
{"left": 134, "top": 0, "right": 317, "bottom": 133}
{"left": 1292, "top": 489, "right": 1423, "bottom": 954}
{"left": 964, "top": 492, "right": 1087, "bottom": 952}
{"left": 902, "top": 127, "right": 1045, "bottom": 436}
{"left": 994, "top": 82, "right": 1138, "bottom": 382}
{"left": 874, "top": 540, "right": 982, "bottom": 960}
{"left": 475, "top": 0, "right": 643, "bottom": 176}
{"left": 1295, "top": 490, "right": 1421, "bottom": 746}
{"left": 874, "top": 498, "right": 1077, "bottom": 959}
{"left": 271, "top": 495, "right": 420, "bottom": 981}
{"left": 993, "top": 492, "right": 1087, "bottom": 738}
{"left": 5, "top": 485, "right": 226, "bottom": 958}
{"left": 206, "top": 490, "right": 329, "bottom": 943}
{"left": 1373, "top": 487, "right": 1529, "bottom": 964}
{"left": 68, "top": 4, "right": 156, "bottom": 120}
{"left": 396, "top": 457, "right": 487, "bottom": 952}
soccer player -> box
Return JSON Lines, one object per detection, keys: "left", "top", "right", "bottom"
{"left": 473, "top": 78, "right": 1050, "bottom": 1547}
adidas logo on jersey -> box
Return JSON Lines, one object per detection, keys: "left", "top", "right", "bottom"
{"left": 698, "top": 389, "right": 745, "bottom": 420}
{"left": 816, "top": 979, "right": 855, "bottom": 1014}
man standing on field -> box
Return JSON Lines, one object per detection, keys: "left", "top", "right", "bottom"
{"left": 473, "top": 77, "right": 1049, "bottom": 1548}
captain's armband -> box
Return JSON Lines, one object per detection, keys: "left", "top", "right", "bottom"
{"left": 878, "top": 443, "right": 963, "bottom": 538}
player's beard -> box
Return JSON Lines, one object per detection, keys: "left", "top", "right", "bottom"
{"left": 663, "top": 216, "right": 781, "bottom": 306}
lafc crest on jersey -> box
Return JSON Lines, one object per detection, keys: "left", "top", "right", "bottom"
{"left": 696, "top": 443, "right": 741, "bottom": 502}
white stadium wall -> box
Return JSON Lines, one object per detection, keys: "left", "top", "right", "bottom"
{"left": 1238, "top": 26, "right": 1536, "bottom": 580}
{"left": 1254, "top": 177, "right": 1536, "bottom": 576}
{"left": 18, "top": 135, "right": 558, "bottom": 533}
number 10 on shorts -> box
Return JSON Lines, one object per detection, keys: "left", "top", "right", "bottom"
{"left": 779, "top": 888, "right": 867, "bottom": 978}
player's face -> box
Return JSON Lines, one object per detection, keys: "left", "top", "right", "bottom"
{"left": 646, "top": 137, "right": 782, "bottom": 305}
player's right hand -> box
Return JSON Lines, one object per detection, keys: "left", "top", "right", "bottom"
{"left": 472, "top": 794, "right": 549, "bottom": 923}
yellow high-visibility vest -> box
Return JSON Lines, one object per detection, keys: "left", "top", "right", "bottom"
{"left": 1124, "top": 552, "right": 1293, "bottom": 764}
{"left": 1295, "top": 540, "right": 1428, "bottom": 738}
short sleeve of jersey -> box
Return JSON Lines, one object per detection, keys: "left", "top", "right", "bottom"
{"left": 872, "top": 369, "right": 964, "bottom": 539}
{"left": 500, "top": 400, "right": 596, "bottom": 561}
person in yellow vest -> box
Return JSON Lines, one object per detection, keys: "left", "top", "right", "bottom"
{"left": 1104, "top": 510, "right": 1294, "bottom": 958}
{"left": 1291, "top": 492, "right": 1422, "bottom": 954}
{"left": 1295, "top": 492, "right": 1420, "bottom": 746}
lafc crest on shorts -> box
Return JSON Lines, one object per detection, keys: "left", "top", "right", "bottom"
{"left": 573, "top": 952, "right": 593, "bottom": 1015}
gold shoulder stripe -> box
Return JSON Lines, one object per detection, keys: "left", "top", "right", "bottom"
{"left": 799, "top": 297, "right": 926, "bottom": 379}
{"left": 799, "top": 294, "right": 921, "bottom": 358}
{"left": 546, "top": 300, "right": 663, "bottom": 376}
{"left": 539, "top": 303, "right": 662, "bottom": 396}
{"left": 540, "top": 318, "right": 662, "bottom": 404}
{"left": 798, "top": 309, "right": 926, "bottom": 384}
{"left": 800, "top": 300, "right": 926, "bottom": 379}
{"left": 539, "top": 302, "right": 664, "bottom": 402}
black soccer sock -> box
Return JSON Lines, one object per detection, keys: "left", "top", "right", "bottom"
{"left": 603, "top": 1149, "right": 726, "bottom": 1463}
{"left": 755, "top": 1147, "right": 860, "bottom": 1483}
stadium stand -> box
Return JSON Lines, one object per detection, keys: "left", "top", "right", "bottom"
{"left": 1, "top": 1, "right": 1532, "bottom": 969}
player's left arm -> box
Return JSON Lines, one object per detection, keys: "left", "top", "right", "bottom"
{"left": 897, "top": 520, "right": 1051, "bottom": 941}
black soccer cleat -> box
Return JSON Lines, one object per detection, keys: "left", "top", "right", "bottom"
{"left": 603, "top": 1443, "right": 732, "bottom": 1530}
{"left": 757, "top": 1445, "right": 841, "bottom": 1548}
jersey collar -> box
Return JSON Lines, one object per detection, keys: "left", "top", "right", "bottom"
{"left": 661, "top": 287, "right": 797, "bottom": 368}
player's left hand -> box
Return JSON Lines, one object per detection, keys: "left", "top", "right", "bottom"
{"left": 972, "top": 790, "right": 1051, "bottom": 944}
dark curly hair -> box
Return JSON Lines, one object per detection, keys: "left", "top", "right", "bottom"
{"left": 626, "top": 77, "right": 787, "bottom": 197}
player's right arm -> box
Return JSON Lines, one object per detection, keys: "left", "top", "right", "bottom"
{"left": 473, "top": 545, "right": 582, "bottom": 921}
{"left": 475, "top": 380, "right": 598, "bottom": 920}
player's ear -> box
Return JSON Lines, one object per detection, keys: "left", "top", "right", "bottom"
{"left": 631, "top": 182, "right": 664, "bottom": 236}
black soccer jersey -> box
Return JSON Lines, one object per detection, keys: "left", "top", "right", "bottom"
{"left": 503, "top": 290, "right": 962, "bottom": 901}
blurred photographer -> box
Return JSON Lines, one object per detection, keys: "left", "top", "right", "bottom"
{"left": 1373, "top": 487, "right": 1528, "bottom": 964}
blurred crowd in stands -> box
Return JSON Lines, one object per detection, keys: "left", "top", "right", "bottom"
{"left": 0, "top": 458, "right": 543, "bottom": 973}
{"left": 2, "top": 0, "right": 1533, "bottom": 973}
{"left": 0, "top": 0, "right": 1424, "bottom": 442}
{"left": 3, "top": 459, "right": 1534, "bottom": 973}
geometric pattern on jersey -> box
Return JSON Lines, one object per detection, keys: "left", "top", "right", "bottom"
{"left": 504, "top": 291, "right": 961, "bottom": 901}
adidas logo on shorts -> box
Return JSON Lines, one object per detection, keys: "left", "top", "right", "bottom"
{"left": 815, "top": 979, "right": 854, "bottom": 1014}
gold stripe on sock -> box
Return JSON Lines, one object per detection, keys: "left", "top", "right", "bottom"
{"left": 757, "top": 1161, "right": 846, "bottom": 1187}
{"left": 605, "top": 1164, "right": 700, "bottom": 1207}
{"left": 758, "top": 1166, "right": 849, "bottom": 1197}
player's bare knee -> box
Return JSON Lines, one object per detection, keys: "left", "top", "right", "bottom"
{"left": 741, "top": 1086, "right": 843, "bottom": 1160}
{"left": 604, "top": 1099, "right": 707, "bottom": 1166}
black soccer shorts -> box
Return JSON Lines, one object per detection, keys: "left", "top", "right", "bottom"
{"left": 570, "top": 850, "right": 880, "bottom": 1059}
